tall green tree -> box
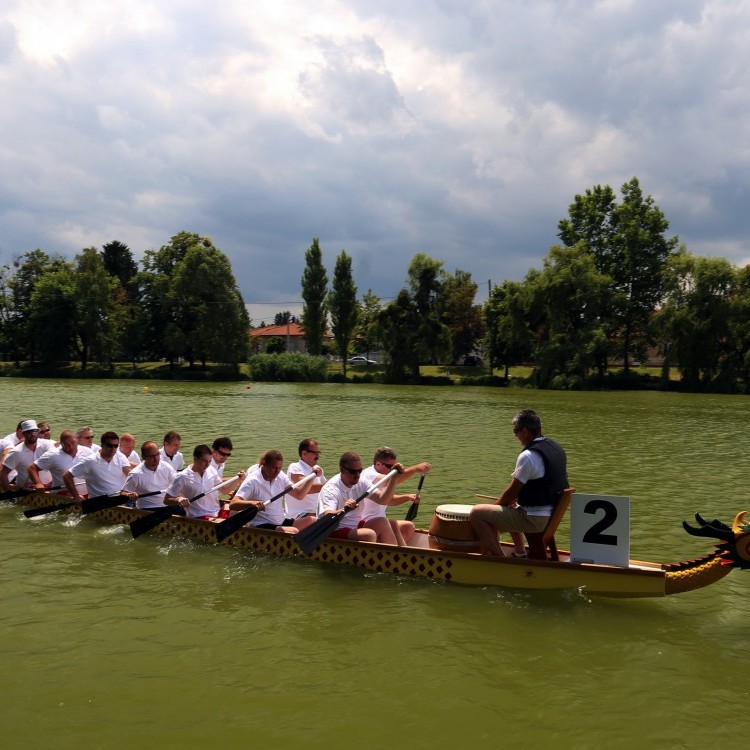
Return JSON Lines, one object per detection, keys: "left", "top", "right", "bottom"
{"left": 529, "top": 244, "right": 612, "bottom": 388}
{"left": 28, "top": 263, "right": 77, "bottom": 365}
{"left": 328, "top": 251, "right": 358, "bottom": 376}
{"left": 656, "top": 251, "right": 737, "bottom": 390}
{"left": 484, "top": 280, "right": 533, "bottom": 379}
{"left": 300, "top": 238, "right": 328, "bottom": 356}
{"left": 2, "top": 250, "right": 66, "bottom": 365}
{"left": 406, "top": 253, "right": 451, "bottom": 364}
{"left": 441, "top": 269, "right": 484, "bottom": 363}
{"left": 558, "top": 177, "right": 679, "bottom": 373}
{"left": 102, "top": 241, "right": 138, "bottom": 299}
{"left": 168, "top": 241, "right": 250, "bottom": 369}
{"left": 353, "top": 290, "right": 382, "bottom": 360}
{"left": 140, "top": 232, "right": 213, "bottom": 365}
{"left": 374, "top": 289, "right": 421, "bottom": 382}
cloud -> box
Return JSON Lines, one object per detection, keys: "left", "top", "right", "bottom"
{"left": 1, "top": 0, "right": 749, "bottom": 310}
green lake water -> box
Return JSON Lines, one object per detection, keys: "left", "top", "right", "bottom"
{"left": 1, "top": 379, "right": 749, "bottom": 749}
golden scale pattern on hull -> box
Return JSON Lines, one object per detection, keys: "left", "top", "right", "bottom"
{"left": 98, "top": 505, "right": 460, "bottom": 583}
{"left": 10, "top": 494, "right": 750, "bottom": 596}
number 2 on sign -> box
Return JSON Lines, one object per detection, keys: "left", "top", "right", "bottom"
{"left": 581, "top": 499, "right": 618, "bottom": 546}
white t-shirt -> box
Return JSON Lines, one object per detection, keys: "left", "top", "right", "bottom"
{"left": 359, "top": 465, "right": 389, "bottom": 520}
{"left": 286, "top": 459, "right": 326, "bottom": 516}
{"left": 167, "top": 465, "right": 222, "bottom": 518}
{"left": 319, "top": 474, "right": 378, "bottom": 529}
{"left": 122, "top": 461, "right": 177, "bottom": 509}
{"left": 35, "top": 445, "right": 93, "bottom": 488}
{"left": 69, "top": 450, "right": 130, "bottom": 497}
{"left": 160, "top": 447, "right": 185, "bottom": 472}
{"left": 235, "top": 470, "right": 292, "bottom": 527}
{"left": 3, "top": 439, "right": 56, "bottom": 486}
{"left": 512, "top": 437, "right": 552, "bottom": 516}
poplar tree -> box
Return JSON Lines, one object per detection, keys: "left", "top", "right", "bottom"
{"left": 328, "top": 251, "right": 358, "bottom": 376}
{"left": 300, "top": 238, "right": 328, "bottom": 356}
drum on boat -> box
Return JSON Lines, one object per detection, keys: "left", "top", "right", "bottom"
{"left": 428, "top": 504, "right": 482, "bottom": 552}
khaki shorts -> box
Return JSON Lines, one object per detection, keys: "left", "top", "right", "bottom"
{"left": 472, "top": 504, "right": 549, "bottom": 533}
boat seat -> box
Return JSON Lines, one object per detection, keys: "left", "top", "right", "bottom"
{"left": 524, "top": 487, "right": 575, "bottom": 561}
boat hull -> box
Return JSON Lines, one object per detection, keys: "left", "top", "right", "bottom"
{"left": 12, "top": 492, "right": 672, "bottom": 597}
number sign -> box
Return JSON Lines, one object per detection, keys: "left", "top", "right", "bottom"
{"left": 570, "top": 493, "right": 630, "bottom": 567}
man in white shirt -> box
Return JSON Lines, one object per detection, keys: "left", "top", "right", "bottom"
{"left": 64, "top": 431, "right": 132, "bottom": 501}
{"left": 119, "top": 433, "right": 141, "bottom": 468}
{"left": 318, "top": 451, "right": 401, "bottom": 543}
{"left": 230, "top": 449, "right": 321, "bottom": 532}
{"left": 286, "top": 438, "right": 327, "bottom": 519}
{"left": 160, "top": 430, "right": 185, "bottom": 471}
{"left": 165, "top": 444, "right": 223, "bottom": 519}
{"left": 28, "top": 430, "right": 92, "bottom": 491}
{"left": 360, "top": 445, "right": 431, "bottom": 545}
{"left": 120, "top": 441, "right": 177, "bottom": 509}
{"left": 1, "top": 419, "right": 56, "bottom": 490}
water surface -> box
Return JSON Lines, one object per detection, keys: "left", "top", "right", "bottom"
{"left": 1, "top": 379, "right": 749, "bottom": 748}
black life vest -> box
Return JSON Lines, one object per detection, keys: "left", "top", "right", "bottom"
{"left": 518, "top": 437, "right": 568, "bottom": 508}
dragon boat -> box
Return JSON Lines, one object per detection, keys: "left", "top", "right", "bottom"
{"left": 9, "top": 491, "right": 750, "bottom": 598}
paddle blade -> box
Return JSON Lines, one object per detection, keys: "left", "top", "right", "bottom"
{"left": 23, "top": 501, "right": 76, "bottom": 518}
{"left": 294, "top": 512, "right": 345, "bottom": 556}
{"left": 405, "top": 501, "right": 419, "bottom": 522}
{"left": 129, "top": 507, "right": 174, "bottom": 539}
{"left": 214, "top": 506, "right": 259, "bottom": 543}
{"left": 81, "top": 494, "right": 125, "bottom": 515}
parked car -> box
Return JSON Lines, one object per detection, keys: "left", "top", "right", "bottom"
{"left": 348, "top": 356, "right": 376, "bottom": 365}
{"left": 463, "top": 355, "right": 483, "bottom": 366}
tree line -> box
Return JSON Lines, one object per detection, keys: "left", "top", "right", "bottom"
{"left": 4, "top": 177, "right": 749, "bottom": 391}
{"left": 0, "top": 232, "right": 249, "bottom": 372}
{"left": 300, "top": 177, "right": 750, "bottom": 392}
{"left": 298, "top": 239, "right": 484, "bottom": 380}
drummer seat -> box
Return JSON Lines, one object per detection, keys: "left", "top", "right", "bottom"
{"left": 524, "top": 487, "right": 575, "bottom": 561}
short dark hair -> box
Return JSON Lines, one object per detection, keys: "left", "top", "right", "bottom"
{"left": 373, "top": 446, "right": 396, "bottom": 464}
{"left": 164, "top": 431, "right": 181, "bottom": 443}
{"left": 298, "top": 438, "right": 317, "bottom": 455}
{"left": 339, "top": 451, "right": 361, "bottom": 469}
{"left": 101, "top": 431, "right": 119, "bottom": 444}
{"left": 212, "top": 436, "right": 233, "bottom": 452}
{"left": 192, "top": 444, "right": 212, "bottom": 459}
{"left": 260, "top": 449, "right": 283, "bottom": 465}
{"left": 512, "top": 409, "right": 541, "bottom": 436}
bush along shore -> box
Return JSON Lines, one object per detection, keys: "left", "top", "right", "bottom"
{"left": 0, "top": 353, "right": 693, "bottom": 391}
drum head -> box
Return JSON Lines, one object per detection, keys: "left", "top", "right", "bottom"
{"left": 434, "top": 503, "right": 475, "bottom": 521}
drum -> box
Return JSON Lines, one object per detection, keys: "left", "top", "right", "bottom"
{"left": 428, "top": 504, "right": 482, "bottom": 552}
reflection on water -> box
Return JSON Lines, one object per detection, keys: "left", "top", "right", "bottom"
{"left": 2, "top": 379, "right": 750, "bottom": 748}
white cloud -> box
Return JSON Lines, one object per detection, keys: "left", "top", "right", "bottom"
{"left": 1, "top": 0, "right": 750, "bottom": 307}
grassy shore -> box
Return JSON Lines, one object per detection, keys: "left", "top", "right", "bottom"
{"left": 1, "top": 359, "right": 678, "bottom": 386}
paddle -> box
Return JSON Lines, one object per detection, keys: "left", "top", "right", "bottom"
{"left": 129, "top": 475, "right": 238, "bottom": 540}
{"left": 214, "top": 470, "right": 318, "bottom": 543}
{"left": 81, "top": 490, "right": 162, "bottom": 515}
{"left": 404, "top": 474, "right": 425, "bottom": 522}
{"left": 295, "top": 469, "right": 398, "bottom": 556}
{"left": 24, "top": 489, "right": 161, "bottom": 518}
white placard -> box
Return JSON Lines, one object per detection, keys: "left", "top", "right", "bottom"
{"left": 570, "top": 493, "right": 630, "bottom": 567}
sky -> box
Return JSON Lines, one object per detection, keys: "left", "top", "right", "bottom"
{"left": 2, "top": 0, "right": 750, "bottom": 322}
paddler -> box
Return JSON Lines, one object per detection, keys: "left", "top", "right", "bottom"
{"left": 119, "top": 440, "right": 177, "bottom": 509}
{"left": 0, "top": 419, "right": 56, "bottom": 490}
{"left": 469, "top": 408, "right": 568, "bottom": 557}
{"left": 359, "top": 446, "right": 431, "bottom": 545}
{"left": 63, "top": 431, "right": 132, "bottom": 501}
{"left": 28, "top": 429, "right": 93, "bottom": 491}
{"left": 317, "top": 451, "right": 403, "bottom": 542}
{"left": 286, "top": 438, "right": 327, "bottom": 520}
{"left": 229, "top": 449, "right": 322, "bottom": 533}
{"left": 164, "top": 444, "right": 241, "bottom": 520}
